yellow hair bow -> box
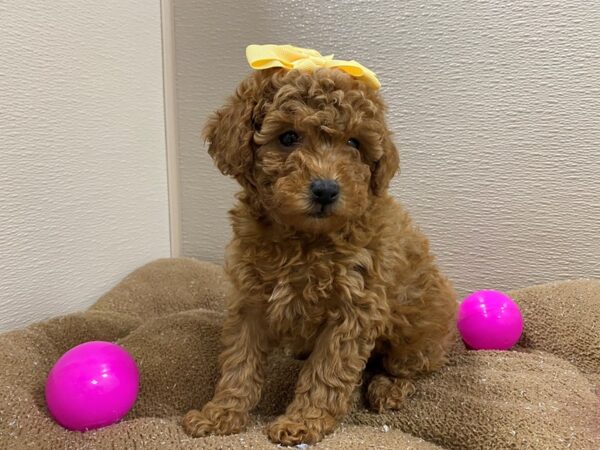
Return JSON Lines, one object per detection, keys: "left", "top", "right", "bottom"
{"left": 246, "top": 44, "right": 381, "bottom": 90}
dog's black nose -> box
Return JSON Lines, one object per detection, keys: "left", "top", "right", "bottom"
{"left": 310, "top": 179, "right": 340, "bottom": 206}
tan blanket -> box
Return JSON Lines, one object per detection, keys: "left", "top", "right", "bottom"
{"left": 1, "top": 258, "right": 598, "bottom": 449}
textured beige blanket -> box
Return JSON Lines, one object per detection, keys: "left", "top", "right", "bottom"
{"left": 1, "top": 258, "right": 598, "bottom": 449}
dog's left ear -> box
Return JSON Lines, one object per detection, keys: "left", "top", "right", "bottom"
{"left": 203, "top": 73, "right": 260, "bottom": 190}
{"left": 371, "top": 133, "right": 400, "bottom": 195}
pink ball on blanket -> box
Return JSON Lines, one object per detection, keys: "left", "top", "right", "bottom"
{"left": 457, "top": 290, "right": 523, "bottom": 350}
{"left": 45, "top": 341, "right": 139, "bottom": 431}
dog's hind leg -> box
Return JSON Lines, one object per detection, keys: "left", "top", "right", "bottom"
{"left": 366, "top": 373, "right": 416, "bottom": 412}
{"left": 367, "top": 275, "right": 457, "bottom": 412}
{"left": 366, "top": 340, "right": 445, "bottom": 412}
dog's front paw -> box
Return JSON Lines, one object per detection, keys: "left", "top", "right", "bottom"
{"left": 265, "top": 413, "right": 335, "bottom": 445}
{"left": 182, "top": 404, "right": 248, "bottom": 437}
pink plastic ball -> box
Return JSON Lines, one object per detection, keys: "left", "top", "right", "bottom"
{"left": 457, "top": 290, "right": 524, "bottom": 350}
{"left": 45, "top": 341, "right": 139, "bottom": 431}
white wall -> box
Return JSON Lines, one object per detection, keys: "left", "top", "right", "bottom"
{"left": 0, "top": 1, "right": 170, "bottom": 331}
{"left": 174, "top": 0, "right": 600, "bottom": 297}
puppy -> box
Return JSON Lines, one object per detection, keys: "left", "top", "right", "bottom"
{"left": 183, "top": 64, "right": 457, "bottom": 445}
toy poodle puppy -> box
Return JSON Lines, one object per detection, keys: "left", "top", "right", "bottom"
{"left": 183, "top": 45, "right": 457, "bottom": 446}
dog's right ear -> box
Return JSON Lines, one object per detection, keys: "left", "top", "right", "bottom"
{"left": 203, "top": 74, "right": 260, "bottom": 189}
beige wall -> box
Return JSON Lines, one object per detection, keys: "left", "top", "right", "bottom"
{"left": 0, "top": 1, "right": 170, "bottom": 331}
{"left": 175, "top": 0, "right": 600, "bottom": 296}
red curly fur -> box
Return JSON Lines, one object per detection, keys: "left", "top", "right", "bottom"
{"left": 183, "top": 67, "right": 457, "bottom": 445}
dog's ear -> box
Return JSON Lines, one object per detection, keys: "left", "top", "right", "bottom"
{"left": 371, "top": 133, "right": 400, "bottom": 194}
{"left": 203, "top": 74, "right": 260, "bottom": 189}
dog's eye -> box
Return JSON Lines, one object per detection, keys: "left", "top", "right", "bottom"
{"left": 278, "top": 131, "right": 300, "bottom": 149}
{"left": 347, "top": 138, "right": 361, "bottom": 149}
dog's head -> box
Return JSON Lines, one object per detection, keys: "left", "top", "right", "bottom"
{"left": 204, "top": 68, "right": 399, "bottom": 234}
